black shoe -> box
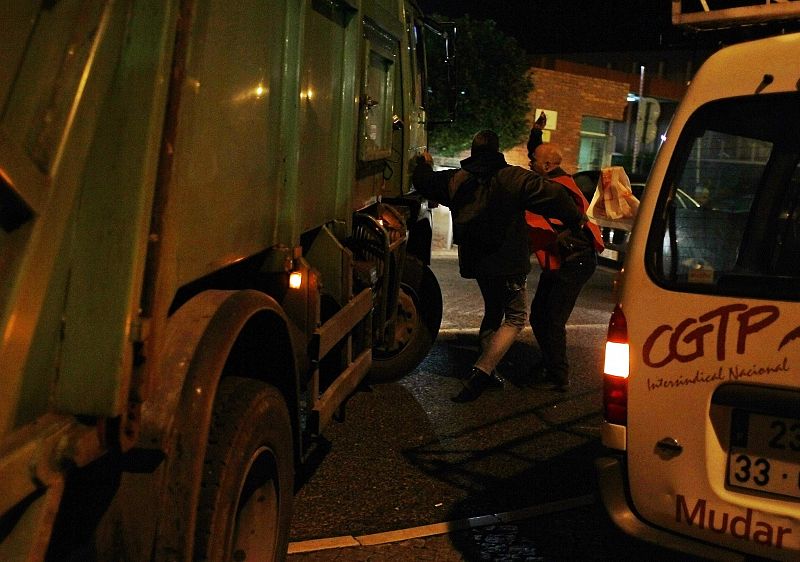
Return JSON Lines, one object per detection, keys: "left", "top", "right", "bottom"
{"left": 528, "top": 361, "right": 546, "bottom": 379}
{"left": 529, "top": 380, "right": 570, "bottom": 393}
{"left": 451, "top": 368, "right": 503, "bottom": 403}
{"left": 529, "top": 379, "right": 558, "bottom": 390}
{"left": 529, "top": 368, "right": 569, "bottom": 392}
{"left": 486, "top": 370, "right": 505, "bottom": 389}
{"left": 528, "top": 365, "right": 552, "bottom": 387}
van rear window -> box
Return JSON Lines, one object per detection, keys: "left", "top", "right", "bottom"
{"left": 647, "top": 93, "right": 800, "bottom": 301}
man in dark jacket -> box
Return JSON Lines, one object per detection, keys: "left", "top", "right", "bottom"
{"left": 412, "top": 130, "right": 584, "bottom": 402}
{"left": 526, "top": 141, "right": 604, "bottom": 392}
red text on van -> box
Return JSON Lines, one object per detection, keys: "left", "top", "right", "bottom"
{"left": 643, "top": 304, "right": 779, "bottom": 368}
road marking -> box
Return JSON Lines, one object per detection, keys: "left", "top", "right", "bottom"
{"left": 288, "top": 493, "right": 596, "bottom": 554}
{"left": 437, "top": 325, "right": 606, "bottom": 337}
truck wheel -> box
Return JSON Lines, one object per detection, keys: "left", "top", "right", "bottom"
{"left": 195, "top": 376, "right": 294, "bottom": 561}
{"left": 368, "top": 264, "right": 442, "bottom": 383}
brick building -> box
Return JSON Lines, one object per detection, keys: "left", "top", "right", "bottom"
{"left": 506, "top": 59, "right": 688, "bottom": 174}
{"left": 505, "top": 67, "right": 630, "bottom": 172}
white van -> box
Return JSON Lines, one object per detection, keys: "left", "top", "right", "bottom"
{"left": 597, "top": 32, "right": 800, "bottom": 561}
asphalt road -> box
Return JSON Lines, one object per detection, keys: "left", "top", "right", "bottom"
{"left": 286, "top": 254, "right": 704, "bottom": 561}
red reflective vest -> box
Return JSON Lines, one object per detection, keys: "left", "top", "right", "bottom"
{"left": 526, "top": 175, "right": 604, "bottom": 270}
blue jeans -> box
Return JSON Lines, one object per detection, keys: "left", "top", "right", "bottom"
{"left": 473, "top": 274, "right": 528, "bottom": 374}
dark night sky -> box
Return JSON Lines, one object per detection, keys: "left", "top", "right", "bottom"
{"left": 416, "top": 1, "right": 678, "bottom": 54}
{"left": 416, "top": 1, "right": 800, "bottom": 55}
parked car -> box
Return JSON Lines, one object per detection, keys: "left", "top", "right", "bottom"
{"left": 573, "top": 170, "right": 700, "bottom": 269}
{"left": 573, "top": 169, "right": 607, "bottom": 202}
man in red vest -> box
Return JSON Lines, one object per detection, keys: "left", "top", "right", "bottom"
{"left": 526, "top": 141, "right": 604, "bottom": 392}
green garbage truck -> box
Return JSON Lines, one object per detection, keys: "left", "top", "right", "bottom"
{"left": 0, "top": 0, "right": 451, "bottom": 559}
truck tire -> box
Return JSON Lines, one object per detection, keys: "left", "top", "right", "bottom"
{"left": 368, "top": 264, "right": 442, "bottom": 383}
{"left": 194, "top": 376, "right": 294, "bottom": 561}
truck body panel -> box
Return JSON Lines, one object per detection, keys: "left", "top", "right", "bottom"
{"left": 0, "top": 0, "right": 449, "bottom": 558}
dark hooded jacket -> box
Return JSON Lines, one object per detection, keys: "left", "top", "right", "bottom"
{"left": 412, "top": 151, "right": 583, "bottom": 279}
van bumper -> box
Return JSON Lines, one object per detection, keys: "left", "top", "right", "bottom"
{"left": 595, "top": 456, "right": 746, "bottom": 562}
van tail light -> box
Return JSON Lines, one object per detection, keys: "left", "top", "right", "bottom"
{"left": 603, "top": 304, "right": 629, "bottom": 426}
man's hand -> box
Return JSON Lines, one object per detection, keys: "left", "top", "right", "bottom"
{"left": 534, "top": 111, "right": 547, "bottom": 130}
{"left": 412, "top": 150, "right": 433, "bottom": 175}
{"left": 570, "top": 214, "right": 590, "bottom": 234}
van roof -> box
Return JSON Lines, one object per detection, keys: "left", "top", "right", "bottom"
{"left": 687, "top": 32, "right": 800, "bottom": 103}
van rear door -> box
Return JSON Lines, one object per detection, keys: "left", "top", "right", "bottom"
{"left": 620, "top": 89, "right": 800, "bottom": 558}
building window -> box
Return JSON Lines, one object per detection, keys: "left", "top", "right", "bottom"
{"left": 578, "top": 116, "right": 613, "bottom": 171}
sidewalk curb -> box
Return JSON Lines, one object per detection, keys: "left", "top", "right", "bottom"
{"left": 288, "top": 494, "right": 597, "bottom": 554}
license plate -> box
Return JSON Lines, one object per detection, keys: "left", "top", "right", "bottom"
{"left": 600, "top": 248, "right": 619, "bottom": 261}
{"left": 727, "top": 409, "right": 800, "bottom": 500}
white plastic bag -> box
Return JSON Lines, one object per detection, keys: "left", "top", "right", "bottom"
{"left": 587, "top": 166, "right": 640, "bottom": 225}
